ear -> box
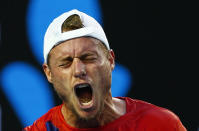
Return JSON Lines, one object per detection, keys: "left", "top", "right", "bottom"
{"left": 43, "top": 63, "right": 52, "bottom": 83}
{"left": 109, "top": 49, "right": 115, "bottom": 70}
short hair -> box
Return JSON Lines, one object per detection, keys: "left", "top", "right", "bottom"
{"left": 61, "top": 14, "right": 84, "bottom": 32}
{"left": 47, "top": 14, "right": 109, "bottom": 65}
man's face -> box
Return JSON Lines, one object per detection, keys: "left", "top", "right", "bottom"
{"left": 43, "top": 37, "right": 115, "bottom": 120}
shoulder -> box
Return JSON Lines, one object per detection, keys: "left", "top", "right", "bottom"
{"left": 119, "top": 97, "right": 187, "bottom": 130}
{"left": 138, "top": 102, "right": 180, "bottom": 124}
{"left": 137, "top": 101, "right": 186, "bottom": 130}
{"left": 122, "top": 97, "right": 179, "bottom": 120}
{"left": 23, "top": 104, "right": 62, "bottom": 131}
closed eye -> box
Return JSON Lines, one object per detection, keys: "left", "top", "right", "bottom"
{"left": 59, "top": 62, "right": 72, "bottom": 68}
{"left": 80, "top": 54, "right": 97, "bottom": 62}
{"left": 59, "top": 57, "right": 73, "bottom": 67}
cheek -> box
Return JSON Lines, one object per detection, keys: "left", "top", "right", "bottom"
{"left": 51, "top": 68, "right": 72, "bottom": 86}
{"left": 100, "top": 66, "right": 112, "bottom": 90}
{"left": 51, "top": 70, "right": 73, "bottom": 100}
{"left": 90, "top": 63, "right": 112, "bottom": 91}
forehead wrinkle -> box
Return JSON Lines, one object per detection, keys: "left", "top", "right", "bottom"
{"left": 51, "top": 37, "right": 100, "bottom": 61}
{"left": 69, "top": 37, "right": 99, "bottom": 56}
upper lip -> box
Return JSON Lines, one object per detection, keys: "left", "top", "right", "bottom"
{"left": 74, "top": 82, "right": 91, "bottom": 89}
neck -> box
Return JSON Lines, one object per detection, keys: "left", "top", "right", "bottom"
{"left": 61, "top": 92, "right": 126, "bottom": 128}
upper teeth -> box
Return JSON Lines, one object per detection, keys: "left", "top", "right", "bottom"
{"left": 77, "top": 84, "right": 88, "bottom": 88}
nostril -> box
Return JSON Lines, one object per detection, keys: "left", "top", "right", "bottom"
{"left": 74, "top": 70, "right": 86, "bottom": 78}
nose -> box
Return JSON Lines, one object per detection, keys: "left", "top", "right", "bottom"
{"left": 73, "top": 58, "right": 86, "bottom": 78}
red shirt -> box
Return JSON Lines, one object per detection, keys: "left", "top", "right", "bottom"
{"left": 24, "top": 97, "right": 187, "bottom": 131}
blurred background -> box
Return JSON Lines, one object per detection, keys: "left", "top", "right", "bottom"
{"left": 0, "top": 0, "right": 197, "bottom": 130}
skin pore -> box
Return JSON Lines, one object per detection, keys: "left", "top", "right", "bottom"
{"left": 43, "top": 37, "right": 126, "bottom": 128}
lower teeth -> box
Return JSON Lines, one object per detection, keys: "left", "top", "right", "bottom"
{"left": 81, "top": 100, "right": 92, "bottom": 106}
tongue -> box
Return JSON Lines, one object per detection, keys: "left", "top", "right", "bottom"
{"left": 79, "top": 91, "right": 92, "bottom": 103}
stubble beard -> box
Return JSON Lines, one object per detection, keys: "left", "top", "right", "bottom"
{"left": 52, "top": 74, "right": 111, "bottom": 128}
{"left": 54, "top": 86, "right": 109, "bottom": 128}
{"left": 53, "top": 86, "right": 80, "bottom": 118}
{"left": 54, "top": 85, "right": 101, "bottom": 118}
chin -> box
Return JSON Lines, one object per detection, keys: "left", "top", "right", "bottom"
{"left": 75, "top": 104, "right": 99, "bottom": 120}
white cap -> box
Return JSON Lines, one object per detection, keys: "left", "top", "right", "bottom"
{"left": 43, "top": 9, "right": 110, "bottom": 63}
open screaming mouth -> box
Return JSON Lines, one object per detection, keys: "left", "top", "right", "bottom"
{"left": 74, "top": 83, "right": 93, "bottom": 105}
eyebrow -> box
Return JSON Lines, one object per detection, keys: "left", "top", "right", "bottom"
{"left": 58, "top": 51, "right": 98, "bottom": 61}
{"left": 82, "top": 51, "right": 100, "bottom": 58}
